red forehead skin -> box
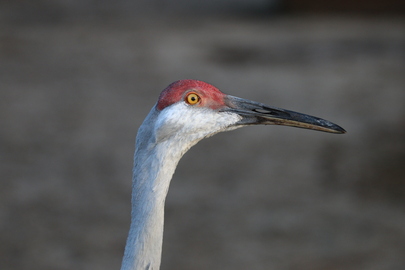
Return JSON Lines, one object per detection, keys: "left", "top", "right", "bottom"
{"left": 156, "top": 80, "right": 227, "bottom": 111}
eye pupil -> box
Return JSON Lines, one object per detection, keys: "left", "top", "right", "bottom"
{"left": 186, "top": 93, "right": 200, "bottom": 105}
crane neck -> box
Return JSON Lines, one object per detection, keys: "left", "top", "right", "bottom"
{"left": 121, "top": 107, "right": 193, "bottom": 270}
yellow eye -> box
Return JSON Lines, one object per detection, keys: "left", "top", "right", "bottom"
{"left": 185, "top": 93, "right": 200, "bottom": 105}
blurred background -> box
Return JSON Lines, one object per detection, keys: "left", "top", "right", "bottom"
{"left": 1, "top": 1, "right": 404, "bottom": 270}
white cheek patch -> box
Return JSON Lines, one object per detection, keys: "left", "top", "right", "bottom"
{"left": 154, "top": 103, "right": 242, "bottom": 143}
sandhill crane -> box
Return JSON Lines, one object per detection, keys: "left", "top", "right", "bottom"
{"left": 120, "top": 79, "right": 345, "bottom": 270}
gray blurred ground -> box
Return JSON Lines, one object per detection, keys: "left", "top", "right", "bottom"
{"left": 1, "top": 6, "right": 405, "bottom": 270}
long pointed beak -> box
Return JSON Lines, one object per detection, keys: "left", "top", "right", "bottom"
{"left": 223, "top": 95, "right": 346, "bottom": 134}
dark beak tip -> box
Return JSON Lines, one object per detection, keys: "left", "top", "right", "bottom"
{"left": 326, "top": 122, "right": 346, "bottom": 134}
{"left": 336, "top": 127, "right": 347, "bottom": 134}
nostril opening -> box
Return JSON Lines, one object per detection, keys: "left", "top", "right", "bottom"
{"left": 254, "top": 108, "right": 275, "bottom": 114}
{"left": 253, "top": 108, "right": 292, "bottom": 118}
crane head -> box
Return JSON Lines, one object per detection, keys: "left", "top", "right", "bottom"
{"left": 148, "top": 80, "right": 345, "bottom": 147}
